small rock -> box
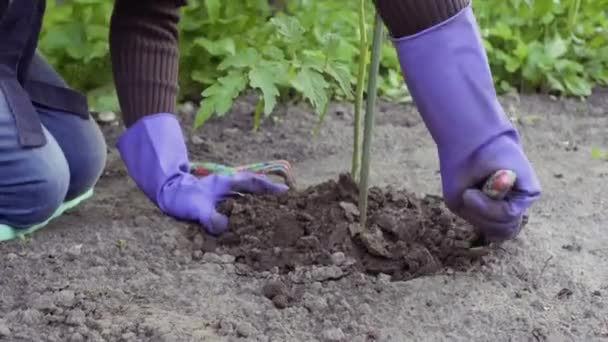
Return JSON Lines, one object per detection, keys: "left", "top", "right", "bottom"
{"left": 202, "top": 252, "right": 224, "bottom": 264}
{"left": 339, "top": 202, "right": 360, "bottom": 219}
{"left": 180, "top": 101, "right": 196, "bottom": 115}
{"left": 311, "top": 266, "right": 343, "bottom": 282}
{"left": 97, "top": 111, "right": 116, "bottom": 123}
{"left": 272, "top": 294, "right": 289, "bottom": 309}
{"left": 357, "top": 230, "right": 391, "bottom": 258}
{"left": 32, "top": 294, "right": 55, "bottom": 311}
{"left": 322, "top": 328, "right": 346, "bottom": 342}
{"left": 192, "top": 250, "right": 203, "bottom": 260}
{"left": 330, "top": 252, "right": 346, "bottom": 266}
{"left": 297, "top": 212, "right": 315, "bottom": 222}
{"left": 66, "top": 309, "right": 86, "bottom": 326}
{"left": 134, "top": 215, "right": 150, "bottom": 227}
{"left": 201, "top": 252, "right": 234, "bottom": 264}
{"left": 262, "top": 280, "right": 288, "bottom": 299}
{"left": 6, "top": 253, "right": 18, "bottom": 261}
{"left": 303, "top": 294, "right": 328, "bottom": 313}
{"left": 592, "top": 290, "right": 602, "bottom": 297}
{"left": 192, "top": 234, "right": 205, "bottom": 249}
{"left": 557, "top": 288, "right": 573, "bottom": 300}
{"left": 121, "top": 332, "right": 136, "bottom": 341}
{"left": 0, "top": 319, "right": 11, "bottom": 337}
{"left": 66, "top": 244, "right": 83, "bottom": 260}
{"left": 236, "top": 321, "right": 256, "bottom": 337}
{"left": 55, "top": 290, "right": 76, "bottom": 307}
{"left": 221, "top": 254, "right": 235, "bottom": 264}
{"left": 218, "top": 319, "right": 234, "bottom": 335}
{"left": 69, "top": 332, "right": 84, "bottom": 342}
{"left": 19, "top": 309, "right": 42, "bottom": 325}
{"left": 297, "top": 236, "right": 320, "bottom": 249}
{"left": 191, "top": 135, "right": 205, "bottom": 145}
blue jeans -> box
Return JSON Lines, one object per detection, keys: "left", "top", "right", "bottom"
{"left": 0, "top": 57, "right": 106, "bottom": 228}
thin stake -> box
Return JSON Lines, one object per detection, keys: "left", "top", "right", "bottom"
{"left": 358, "top": 13, "right": 384, "bottom": 230}
{"left": 351, "top": 0, "right": 369, "bottom": 183}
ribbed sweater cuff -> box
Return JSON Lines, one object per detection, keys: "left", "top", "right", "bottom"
{"left": 109, "top": 0, "right": 182, "bottom": 127}
{"left": 373, "top": 0, "right": 470, "bottom": 38}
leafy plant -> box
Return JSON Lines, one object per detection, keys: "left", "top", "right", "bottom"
{"left": 38, "top": 0, "right": 608, "bottom": 123}
{"left": 475, "top": 0, "right": 608, "bottom": 96}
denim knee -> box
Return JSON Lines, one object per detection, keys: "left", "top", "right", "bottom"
{"left": 36, "top": 106, "right": 107, "bottom": 200}
{"left": 27, "top": 52, "right": 107, "bottom": 201}
{"left": 0, "top": 98, "right": 70, "bottom": 227}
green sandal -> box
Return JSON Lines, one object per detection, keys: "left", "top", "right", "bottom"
{"left": 0, "top": 188, "right": 94, "bottom": 242}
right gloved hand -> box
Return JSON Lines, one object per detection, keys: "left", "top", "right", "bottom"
{"left": 116, "top": 113, "right": 288, "bottom": 235}
{"left": 391, "top": 4, "right": 541, "bottom": 242}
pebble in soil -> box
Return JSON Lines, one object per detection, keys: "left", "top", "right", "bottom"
{"left": 200, "top": 174, "right": 490, "bottom": 282}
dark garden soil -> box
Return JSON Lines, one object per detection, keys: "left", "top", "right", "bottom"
{"left": 1, "top": 90, "right": 607, "bottom": 341}
{"left": 201, "top": 173, "right": 488, "bottom": 281}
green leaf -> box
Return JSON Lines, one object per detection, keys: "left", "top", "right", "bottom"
{"left": 563, "top": 74, "right": 591, "bottom": 96}
{"left": 591, "top": 147, "right": 605, "bottom": 160}
{"left": 194, "top": 71, "right": 248, "bottom": 128}
{"left": 291, "top": 67, "right": 329, "bottom": 115}
{"left": 325, "top": 62, "right": 353, "bottom": 97}
{"left": 205, "top": 0, "right": 221, "bottom": 22}
{"left": 218, "top": 47, "right": 260, "bottom": 70}
{"left": 546, "top": 73, "right": 565, "bottom": 92}
{"left": 270, "top": 15, "right": 305, "bottom": 42}
{"left": 249, "top": 63, "right": 282, "bottom": 116}
{"left": 322, "top": 33, "right": 341, "bottom": 59}
{"left": 534, "top": 0, "right": 554, "bottom": 17}
{"left": 546, "top": 36, "right": 568, "bottom": 59}
{"left": 194, "top": 37, "right": 236, "bottom": 56}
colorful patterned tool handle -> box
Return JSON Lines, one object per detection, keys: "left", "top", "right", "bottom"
{"left": 190, "top": 160, "right": 295, "bottom": 187}
{"left": 482, "top": 169, "right": 516, "bottom": 200}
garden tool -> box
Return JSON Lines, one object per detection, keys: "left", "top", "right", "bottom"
{"left": 190, "top": 159, "right": 295, "bottom": 188}
{"left": 482, "top": 169, "right": 516, "bottom": 200}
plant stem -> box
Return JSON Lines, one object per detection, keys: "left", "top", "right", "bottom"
{"left": 351, "top": 0, "right": 368, "bottom": 183}
{"left": 359, "top": 13, "right": 383, "bottom": 231}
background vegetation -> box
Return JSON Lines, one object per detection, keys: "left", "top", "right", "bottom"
{"left": 39, "top": 0, "right": 608, "bottom": 127}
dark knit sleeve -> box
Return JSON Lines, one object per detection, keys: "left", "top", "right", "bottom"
{"left": 109, "top": 0, "right": 186, "bottom": 127}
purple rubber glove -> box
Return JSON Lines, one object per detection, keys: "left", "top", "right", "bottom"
{"left": 116, "top": 113, "right": 288, "bottom": 235}
{"left": 392, "top": 4, "right": 541, "bottom": 242}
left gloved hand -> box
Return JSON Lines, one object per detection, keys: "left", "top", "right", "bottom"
{"left": 116, "top": 113, "right": 288, "bottom": 235}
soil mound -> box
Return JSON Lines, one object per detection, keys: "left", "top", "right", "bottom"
{"left": 202, "top": 174, "right": 489, "bottom": 281}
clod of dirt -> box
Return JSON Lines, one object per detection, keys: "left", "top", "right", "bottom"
{"left": 262, "top": 280, "right": 291, "bottom": 309}
{"left": 206, "top": 174, "right": 486, "bottom": 281}
{"left": 0, "top": 319, "right": 10, "bottom": 338}
{"left": 557, "top": 288, "right": 573, "bottom": 300}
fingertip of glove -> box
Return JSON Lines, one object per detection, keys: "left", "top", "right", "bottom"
{"left": 272, "top": 183, "right": 290, "bottom": 193}
{"left": 202, "top": 212, "right": 229, "bottom": 236}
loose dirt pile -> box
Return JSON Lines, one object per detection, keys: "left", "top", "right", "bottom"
{"left": 198, "top": 173, "right": 490, "bottom": 282}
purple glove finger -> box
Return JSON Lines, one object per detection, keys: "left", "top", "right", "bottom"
{"left": 463, "top": 189, "right": 526, "bottom": 223}
{"left": 195, "top": 200, "right": 229, "bottom": 236}
{"left": 228, "top": 172, "right": 289, "bottom": 194}
{"left": 462, "top": 189, "right": 538, "bottom": 241}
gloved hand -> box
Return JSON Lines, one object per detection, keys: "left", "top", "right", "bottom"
{"left": 116, "top": 113, "right": 288, "bottom": 235}
{"left": 392, "top": 4, "right": 541, "bottom": 242}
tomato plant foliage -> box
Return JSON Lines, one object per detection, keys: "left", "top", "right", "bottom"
{"left": 40, "top": 0, "right": 608, "bottom": 125}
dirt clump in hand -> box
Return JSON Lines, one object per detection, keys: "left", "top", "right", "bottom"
{"left": 203, "top": 174, "right": 485, "bottom": 281}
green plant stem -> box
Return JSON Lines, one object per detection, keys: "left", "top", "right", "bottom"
{"left": 358, "top": 13, "right": 383, "bottom": 231}
{"left": 351, "top": 0, "right": 368, "bottom": 183}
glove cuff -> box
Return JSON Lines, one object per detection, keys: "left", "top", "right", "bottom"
{"left": 116, "top": 113, "right": 190, "bottom": 203}
{"left": 392, "top": 4, "right": 517, "bottom": 164}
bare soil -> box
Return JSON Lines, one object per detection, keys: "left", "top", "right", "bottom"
{"left": 1, "top": 89, "right": 607, "bottom": 341}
